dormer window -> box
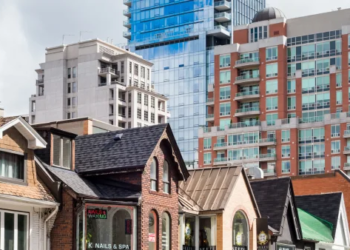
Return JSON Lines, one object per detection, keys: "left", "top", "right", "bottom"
{"left": 150, "top": 158, "right": 157, "bottom": 191}
{"left": 163, "top": 161, "right": 169, "bottom": 194}
{"left": 53, "top": 134, "right": 72, "bottom": 169}
{"left": 0, "top": 150, "right": 25, "bottom": 182}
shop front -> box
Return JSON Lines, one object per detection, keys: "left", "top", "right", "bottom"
{"left": 179, "top": 166, "right": 260, "bottom": 250}
{"left": 76, "top": 204, "right": 137, "bottom": 250}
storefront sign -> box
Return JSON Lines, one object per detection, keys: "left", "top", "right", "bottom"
{"left": 276, "top": 244, "right": 295, "bottom": 250}
{"left": 125, "top": 219, "right": 132, "bottom": 235}
{"left": 257, "top": 218, "right": 269, "bottom": 250}
{"left": 87, "top": 209, "right": 107, "bottom": 219}
{"left": 87, "top": 242, "right": 130, "bottom": 249}
{"left": 149, "top": 233, "right": 156, "bottom": 242}
{"left": 233, "top": 245, "right": 247, "bottom": 250}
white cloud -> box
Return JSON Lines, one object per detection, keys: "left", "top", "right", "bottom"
{"left": 0, "top": 0, "right": 37, "bottom": 116}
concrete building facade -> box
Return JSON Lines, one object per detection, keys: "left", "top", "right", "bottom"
{"left": 199, "top": 8, "right": 350, "bottom": 177}
{"left": 29, "top": 39, "right": 167, "bottom": 128}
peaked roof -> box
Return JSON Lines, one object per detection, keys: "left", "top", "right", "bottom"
{"left": 295, "top": 193, "right": 342, "bottom": 237}
{"left": 75, "top": 124, "right": 188, "bottom": 179}
{"left": 179, "top": 166, "right": 260, "bottom": 214}
{"left": 250, "top": 178, "right": 302, "bottom": 238}
{"left": 297, "top": 208, "right": 333, "bottom": 243}
{"left": 0, "top": 116, "right": 46, "bottom": 149}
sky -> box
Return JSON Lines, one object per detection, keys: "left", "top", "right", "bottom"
{"left": 1, "top": 0, "right": 350, "bottom": 116}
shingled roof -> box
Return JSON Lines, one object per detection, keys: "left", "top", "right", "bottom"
{"left": 0, "top": 116, "right": 17, "bottom": 127}
{"left": 250, "top": 177, "right": 302, "bottom": 239}
{"left": 295, "top": 193, "right": 342, "bottom": 238}
{"left": 75, "top": 124, "right": 188, "bottom": 179}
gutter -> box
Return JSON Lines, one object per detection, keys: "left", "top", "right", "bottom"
{"left": 44, "top": 206, "right": 59, "bottom": 250}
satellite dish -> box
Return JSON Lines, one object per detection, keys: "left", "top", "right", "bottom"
{"left": 246, "top": 167, "right": 264, "bottom": 179}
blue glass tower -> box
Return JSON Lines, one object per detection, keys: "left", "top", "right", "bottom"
{"left": 124, "top": 0, "right": 265, "bottom": 167}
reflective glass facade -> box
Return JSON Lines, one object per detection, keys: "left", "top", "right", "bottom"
{"left": 125, "top": 0, "right": 265, "bottom": 167}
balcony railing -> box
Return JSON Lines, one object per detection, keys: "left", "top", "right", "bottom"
{"left": 214, "top": 157, "right": 227, "bottom": 163}
{"left": 214, "top": 12, "right": 231, "bottom": 19}
{"left": 236, "top": 107, "right": 259, "bottom": 113}
{"left": 235, "top": 90, "right": 259, "bottom": 98}
{"left": 214, "top": 0, "right": 231, "bottom": 8}
{"left": 235, "top": 74, "right": 260, "bottom": 82}
{"left": 100, "top": 67, "right": 117, "bottom": 74}
{"left": 207, "top": 114, "right": 214, "bottom": 118}
{"left": 213, "top": 25, "right": 228, "bottom": 31}
{"left": 123, "top": 31, "right": 131, "bottom": 37}
{"left": 260, "top": 153, "right": 276, "bottom": 159}
{"left": 263, "top": 168, "right": 276, "bottom": 175}
{"left": 235, "top": 58, "right": 259, "bottom": 65}
{"left": 299, "top": 116, "right": 324, "bottom": 124}
{"left": 123, "top": 9, "right": 131, "bottom": 15}
{"left": 207, "top": 98, "right": 214, "bottom": 102}
{"left": 344, "top": 163, "right": 350, "bottom": 170}
{"left": 344, "top": 130, "right": 350, "bottom": 137}
{"left": 229, "top": 121, "right": 260, "bottom": 129}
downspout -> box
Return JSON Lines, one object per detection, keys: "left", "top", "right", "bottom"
{"left": 44, "top": 206, "right": 59, "bottom": 250}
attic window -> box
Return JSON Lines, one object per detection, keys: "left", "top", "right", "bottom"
{"left": 53, "top": 134, "right": 72, "bottom": 169}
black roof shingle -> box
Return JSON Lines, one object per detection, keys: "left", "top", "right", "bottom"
{"left": 74, "top": 124, "right": 188, "bottom": 179}
{"left": 295, "top": 193, "right": 342, "bottom": 237}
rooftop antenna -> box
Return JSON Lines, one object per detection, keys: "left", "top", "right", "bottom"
{"left": 62, "top": 34, "right": 75, "bottom": 45}
{"left": 80, "top": 31, "right": 93, "bottom": 42}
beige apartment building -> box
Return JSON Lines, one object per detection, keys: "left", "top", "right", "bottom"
{"left": 29, "top": 39, "right": 168, "bottom": 128}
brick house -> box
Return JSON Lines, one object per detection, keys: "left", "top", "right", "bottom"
{"left": 35, "top": 123, "right": 189, "bottom": 250}
{"left": 0, "top": 116, "right": 59, "bottom": 250}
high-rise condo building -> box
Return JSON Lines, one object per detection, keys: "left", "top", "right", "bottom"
{"left": 123, "top": 0, "right": 265, "bottom": 167}
{"left": 29, "top": 39, "right": 168, "bottom": 127}
{"left": 199, "top": 7, "right": 350, "bottom": 177}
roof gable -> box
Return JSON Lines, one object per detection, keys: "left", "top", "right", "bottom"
{"left": 74, "top": 124, "right": 188, "bottom": 179}
{"left": 295, "top": 193, "right": 342, "bottom": 238}
{"left": 0, "top": 116, "right": 46, "bottom": 149}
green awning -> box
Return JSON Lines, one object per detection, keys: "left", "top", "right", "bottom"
{"left": 297, "top": 208, "right": 334, "bottom": 243}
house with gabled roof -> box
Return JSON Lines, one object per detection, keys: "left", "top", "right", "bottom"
{"left": 179, "top": 166, "right": 261, "bottom": 250}
{"left": 34, "top": 123, "right": 189, "bottom": 250}
{"left": 296, "top": 193, "right": 350, "bottom": 250}
{"left": 0, "top": 116, "right": 59, "bottom": 250}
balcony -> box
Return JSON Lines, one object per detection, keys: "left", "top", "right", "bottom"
{"left": 36, "top": 79, "right": 44, "bottom": 85}
{"left": 123, "top": 31, "right": 131, "bottom": 38}
{"left": 229, "top": 121, "right": 261, "bottom": 129}
{"left": 299, "top": 116, "right": 324, "bottom": 124}
{"left": 214, "top": 0, "right": 231, "bottom": 10}
{"left": 344, "top": 163, "right": 350, "bottom": 171}
{"left": 123, "top": 20, "right": 131, "bottom": 28}
{"left": 123, "top": 0, "right": 132, "bottom": 6}
{"left": 123, "top": 9, "right": 131, "bottom": 17}
{"left": 263, "top": 168, "right": 276, "bottom": 177}
{"left": 206, "top": 98, "right": 214, "bottom": 106}
{"left": 259, "top": 138, "right": 276, "bottom": 146}
{"left": 235, "top": 58, "right": 260, "bottom": 69}
{"left": 344, "top": 130, "right": 350, "bottom": 138}
{"left": 235, "top": 107, "right": 260, "bottom": 117}
{"left": 344, "top": 147, "right": 350, "bottom": 155}
{"left": 214, "top": 157, "right": 228, "bottom": 165}
{"left": 207, "top": 25, "right": 230, "bottom": 38}
{"left": 213, "top": 138, "right": 275, "bottom": 150}
{"left": 234, "top": 90, "right": 259, "bottom": 101}
{"left": 234, "top": 74, "right": 260, "bottom": 85}
{"left": 206, "top": 114, "right": 214, "bottom": 121}
{"left": 259, "top": 153, "right": 276, "bottom": 162}
{"left": 214, "top": 142, "right": 227, "bottom": 150}
{"left": 99, "top": 67, "right": 119, "bottom": 77}
{"left": 214, "top": 12, "right": 231, "bottom": 22}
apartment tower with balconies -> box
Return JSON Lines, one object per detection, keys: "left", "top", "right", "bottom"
{"left": 199, "top": 7, "right": 350, "bottom": 177}
{"left": 29, "top": 39, "right": 167, "bottom": 128}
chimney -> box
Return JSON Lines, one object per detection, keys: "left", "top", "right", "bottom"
{"left": 0, "top": 108, "right": 4, "bottom": 118}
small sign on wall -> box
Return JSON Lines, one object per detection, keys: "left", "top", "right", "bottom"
{"left": 149, "top": 233, "right": 156, "bottom": 242}
{"left": 87, "top": 209, "right": 107, "bottom": 219}
{"left": 125, "top": 219, "right": 132, "bottom": 235}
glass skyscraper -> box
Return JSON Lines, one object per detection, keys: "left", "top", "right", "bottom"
{"left": 123, "top": 0, "right": 265, "bottom": 167}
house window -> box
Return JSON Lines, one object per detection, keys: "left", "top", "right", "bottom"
{"left": 151, "top": 97, "right": 155, "bottom": 108}
{"left": 266, "top": 79, "right": 278, "bottom": 94}
{"left": 332, "top": 156, "right": 341, "bottom": 170}
{"left": 150, "top": 158, "right": 157, "bottom": 191}
{"left": 220, "top": 86, "right": 231, "bottom": 100}
{"left": 337, "top": 91, "right": 342, "bottom": 105}
{"left": 266, "top": 47, "right": 278, "bottom": 61}
{"left": 220, "top": 55, "right": 231, "bottom": 68}
{"left": 287, "top": 96, "right": 296, "bottom": 110}
{"left": 220, "top": 71, "right": 231, "bottom": 84}
{"left": 282, "top": 161, "right": 291, "bottom": 173}
{"left": 282, "top": 145, "right": 290, "bottom": 158}
{"left": 162, "top": 213, "right": 171, "bottom": 250}
{"left": 137, "top": 92, "right": 142, "bottom": 104}
{"left": 53, "top": 134, "right": 72, "bottom": 169}
{"left": 331, "top": 140, "right": 340, "bottom": 154}
{"left": 67, "top": 98, "right": 71, "bottom": 107}
{"left": 266, "top": 63, "right": 278, "bottom": 77}
{"left": 0, "top": 151, "right": 25, "bottom": 181}
{"left": 0, "top": 211, "right": 28, "bottom": 250}
{"left": 204, "top": 152, "right": 212, "bottom": 164}
{"left": 331, "top": 125, "right": 340, "bottom": 137}
{"left": 266, "top": 97, "right": 278, "bottom": 111}
{"left": 287, "top": 80, "right": 296, "bottom": 93}
{"left": 144, "top": 94, "right": 149, "bottom": 106}
{"left": 147, "top": 69, "right": 150, "bottom": 80}
{"left": 282, "top": 130, "right": 290, "bottom": 142}
{"left": 67, "top": 68, "right": 71, "bottom": 79}
{"left": 149, "top": 210, "right": 158, "bottom": 250}
{"left": 81, "top": 205, "right": 134, "bottom": 250}
{"left": 220, "top": 103, "right": 230, "bottom": 116}
{"left": 163, "top": 161, "right": 169, "bottom": 193}
{"left": 72, "top": 67, "right": 77, "bottom": 78}
{"left": 204, "top": 138, "right": 211, "bottom": 149}
{"left": 266, "top": 113, "right": 278, "bottom": 126}
{"left": 233, "top": 211, "right": 248, "bottom": 249}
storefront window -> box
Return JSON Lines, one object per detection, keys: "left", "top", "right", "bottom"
{"left": 0, "top": 210, "right": 28, "bottom": 250}
{"left": 149, "top": 211, "right": 158, "bottom": 250}
{"left": 84, "top": 205, "right": 134, "bottom": 250}
{"left": 233, "top": 211, "right": 249, "bottom": 250}
{"left": 199, "top": 217, "right": 216, "bottom": 249}
{"left": 184, "top": 217, "right": 195, "bottom": 249}
{"left": 162, "top": 213, "right": 171, "bottom": 250}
